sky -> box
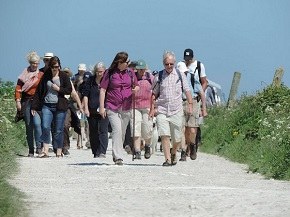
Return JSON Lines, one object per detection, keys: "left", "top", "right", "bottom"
{"left": 0, "top": 0, "right": 289, "bottom": 101}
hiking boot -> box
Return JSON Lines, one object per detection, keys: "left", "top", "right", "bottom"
{"left": 135, "top": 151, "right": 141, "bottom": 160}
{"left": 190, "top": 144, "right": 197, "bottom": 160}
{"left": 115, "top": 159, "right": 123, "bottom": 166}
{"left": 162, "top": 159, "right": 171, "bottom": 167}
{"left": 171, "top": 152, "right": 177, "bottom": 165}
{"left": 144, "top": 145, "right": 151, "bottom": 159}
{"left": 179, "top": 150, "right": 187, "bottom": 161}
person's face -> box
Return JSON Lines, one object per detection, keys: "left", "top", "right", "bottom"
{"left": 96, "top": 67, "right": 105, "bottom": 77}
{"left": 50, "top": 63, "right": 60, "bottom": 73}
{"left": 163, "top": 56, "right": 175, "bottom": 73}
{"left": 137, "top": 68, "right": 146, "bottom": 76}
{"left": 43, "top": 58, "right": 50, "bottom": 66}
{"left": 29, "top": 61, "right": 39, "bottom": 71}
{"left": 118, "top": 59, "right": 130, "bottom": 71}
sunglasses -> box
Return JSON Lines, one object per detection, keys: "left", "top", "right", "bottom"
{"left": 51, "top": 65, "right": 60, "bottom": 69}
{"left": 164, "top": 63, "right": 174, "bottom": 66}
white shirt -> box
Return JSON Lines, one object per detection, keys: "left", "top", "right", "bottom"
{"left": 188, "top": 60, "right": 206, "bottom": 78}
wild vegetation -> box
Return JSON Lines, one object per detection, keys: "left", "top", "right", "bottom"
{"left": 0, "top": 79, "right": 27, "bottom": 217}
{"left": 201, "top": 85, "right": 290, "bottom": 180}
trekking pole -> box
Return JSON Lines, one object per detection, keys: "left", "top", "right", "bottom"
{"left": 132, "top": 85, "right": 136, "bottom": 161}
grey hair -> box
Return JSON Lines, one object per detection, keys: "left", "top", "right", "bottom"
{"left": 26, "top": 51, "right": 40, "bottom": 63}
{"left": 163, "top": 50, "right": 175, "bottom": 63}
{"left": 92, "top": 61, "right": 106, "bottom": 74}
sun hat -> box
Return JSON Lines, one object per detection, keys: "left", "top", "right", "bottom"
{"left": 176, "top": 61, "right": 188, "bottom": 74}
{"left": 135, "top": 59, "right": 147, "bottom": 70}
{"left": 183, "top": 48, "right": 194, "bottom": 61}
{"left": 78, "top": 63, "right": 86, "bottom": 71}
{"left": 42, "top": 52, "right": 54, "bottom": 60}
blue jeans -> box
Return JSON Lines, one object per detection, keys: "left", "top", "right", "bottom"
{"left": 23, "top": 99, "right": 42, "bottom": 154}
{"left": 41, "top": 104, "right": 66, "bottom": 149}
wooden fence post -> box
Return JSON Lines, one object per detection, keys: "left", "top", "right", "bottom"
{"left": 272, "top": 67, "right": 284, "bottom": 87}
{"left": 227, "top": 71, "right": 241, "bottom": 108}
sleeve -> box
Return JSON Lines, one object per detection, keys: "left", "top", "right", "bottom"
{"left": 81, "top": 78, "right": 91, "bottom": 97}
{"left": 200, "top": 62, "right": 206, "bottom": 77}
{"left": 100, "top": 70, "right": 110, "bottom": 90}
{"left": 59, "top": 73, "right": 72, "bottom": 95}
{"left": 15, "top": 79, "right": 24, "bottom": 100}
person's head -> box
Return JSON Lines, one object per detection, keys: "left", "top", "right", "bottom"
{"left": 62, "top": 67, "right": 73, "bottom": 77}
{"left": 42, "top": 52, "right": 54, "bottom": 67}
{"left": 183, "top": 48, "right": 194, "bottom": 66}
{"left": 136, "top": 59, "right": 147, "bottom": 75}
{"left": 109, "top": 51, "right": 130, "bottom": 72}
{"left": 48, "top": 56, "right": 61, "bottom": 74}
{"left": 26, "top": 51, "right": 40, "bottom": 72}
{"left": 92, "top": 62, "right": 106, "bottom": 77}
{"left": 176, "top": 61, "right": 188, "bottom": 74}
{"left": 78, "top": 63, "right": 86, "bottom": 75}
{"left": 163, "top": 51, "right": 176, "bottom": 73}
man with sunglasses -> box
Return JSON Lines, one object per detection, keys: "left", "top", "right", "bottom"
{"left": 149, "top": 51, "right": 193, "bottom": 166}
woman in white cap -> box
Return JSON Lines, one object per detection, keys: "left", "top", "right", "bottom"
{"left": 15, "top": 51, "right": 44, "bottom": 157}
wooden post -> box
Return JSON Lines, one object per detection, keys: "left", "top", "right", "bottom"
{"left": 227, "top": 72, "right": 241, "bottom": 108}
{"left": 272, "top": 67, "right": 284, "bottom": 87}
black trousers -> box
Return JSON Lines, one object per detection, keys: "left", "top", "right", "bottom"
{"left": 87, "top": 113, "right": 109, "bottom": 155}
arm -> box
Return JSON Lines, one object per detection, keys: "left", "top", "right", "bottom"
{"left": 70, "top": 82, "right": 83, "bottom": 113}
{"left": 185, "top": 90, "right": 193, "bottom": 115}
{"left": 199, "top": 90, "right": 208, "bottom": 117}
{"left": 83, "top": 96, "right": 89, "bottom": 117}
{"left": 99, "top": 88, "right": 106, "bottom": 118}
{"left": 15, "top": 79, "right": 23, "bottom": 111}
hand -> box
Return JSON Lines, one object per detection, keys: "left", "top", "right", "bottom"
{"left": 148, "top": 108, "right": 155, "bottom": 119}
{"left": 16, "top": 101, "right": 21, "bottom": 111}
{"left": 31, "top": 110, "right": 36, "bottom": 116}
{"left": 79, "top": 108, "right": 84, "bottom": 114}
{"left": 51, "top": 83, "right": 60, "bottom": 91}
{"left": 84, "top": 109, "right": 89, "bottom": 117}
{"left": 187, "top": 104, "right": 193, "bottom": 115}
{"left": 132, "top": 86, "right": 139, "bottom": 94}
{"left": 99, "top": 107, "right": 106, "bottom": 119}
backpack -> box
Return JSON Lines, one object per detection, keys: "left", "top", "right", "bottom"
{"left": 154, "top": 69, "right": 183, "bottom": 98}
{"left": 190, "top": 61, "right": 201, "bottom": 90}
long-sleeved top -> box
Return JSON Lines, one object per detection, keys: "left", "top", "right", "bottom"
{"left": 100, "top": 68, "right": 139, "bottom": 111}
{"left": 31, "top": 71, "right": 72, "bottom": 111}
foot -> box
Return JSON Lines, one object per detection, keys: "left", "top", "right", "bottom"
{"left": 27, "top": 153, "right": 34, "bottom": 158}
{"left": 124, "top": 145, "right": 132, "bottom": 154}
{"left": 162, "top": 159, "right": 171, "bottom": 167}
{"left": 99, "top": 153, "right": 106, "bottom": 158}
{"left": 171, "top": 152, "right": 177, "bottom": 165}
{"left": 94, "top": 154, "right": 99, "bottom": 158}
{"left": 190, "top": 144, "right": 197, "bottom": 160}
{"left": 179, "top": 150, "right": 187, "bottom": 161}
{"left": 115, "top": 159, "right": 123, "bottom": 166}
{"left": 135, "top": 151, "right": 141, "bottom": 160}
{"left": 62, "top": 149, "right": 70, "bottom": 156}
{"left": 144, "top": 145, "right": 151, "bottom": 159}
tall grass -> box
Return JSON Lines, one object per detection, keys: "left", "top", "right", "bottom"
{"left": 0, "top": 80, "right": 28, "bottom": 217}
{"left": 201, "top": 85, "right": 290, "bottom": 180}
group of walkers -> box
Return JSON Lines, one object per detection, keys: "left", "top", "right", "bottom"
{"left": 15, "top": 48, "right": 208, "bottom": 166}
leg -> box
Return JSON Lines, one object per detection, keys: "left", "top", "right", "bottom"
{"left": 23, "top": 100, "right": 34, "bottom": 155}
{"left": 87, "top": 115, "right": 99, "bottom": 157}
{"left": 98, "top": 115, "right": 109, "bottom": 155}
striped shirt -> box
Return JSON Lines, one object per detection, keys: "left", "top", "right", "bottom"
{"left": 152, "top": 68, "right": 190, "bottom": 116}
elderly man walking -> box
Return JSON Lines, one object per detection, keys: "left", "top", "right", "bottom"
{"left": 149, "top": 51, "right": 193, "bottom": 166}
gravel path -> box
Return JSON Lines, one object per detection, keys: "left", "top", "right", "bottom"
{"left": 10, "top": 140, "right": 290, "bottom": 217}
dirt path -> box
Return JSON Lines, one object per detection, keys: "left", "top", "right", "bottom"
{"left": 10, "top": 140, "right": 290, "bottom": 217}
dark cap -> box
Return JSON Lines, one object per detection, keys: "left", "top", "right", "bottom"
{"left": 183, "top": 48, "right": 194, "bottom": 61}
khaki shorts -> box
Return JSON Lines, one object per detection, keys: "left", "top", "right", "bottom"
{"left": 183, "top": 99, "right": 200, "bottom": 128}
{"left": 156, "top": 110, "right": 184, "bottom": 143}
{"left": 131, "top": 108, "right": 153, "bottom": 139}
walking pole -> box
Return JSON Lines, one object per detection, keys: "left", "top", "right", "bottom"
{"left": 132, "top": 85, "right": 136, "bottom": 161}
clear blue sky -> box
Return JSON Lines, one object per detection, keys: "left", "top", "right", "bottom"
{"left": 0, "top": 0, "right": 289, "bottom": 99}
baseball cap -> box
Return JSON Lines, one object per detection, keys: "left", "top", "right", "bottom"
{"left": 183, "top": 48, "right": 194, "bottom": 61}
{"left": 135, "top": 59, "right": 147, "bottom": 70}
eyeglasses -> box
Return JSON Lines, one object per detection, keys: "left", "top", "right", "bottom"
{"left": 164, "top": 63, "right": 174, "bottom": 66}
{"left": 51, "top": 65, "right": 59, "bottom": 69}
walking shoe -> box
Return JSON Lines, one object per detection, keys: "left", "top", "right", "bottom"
{"left": 62, "top": 149, "right": 70, "bottom": 156}
{"left": 124, "top": 145, "right": 132, "bottom": 154}
{"left": 162, "top": 159, "right": 171, "bottom": 167}
{"left": 190, "top": 144, "right": 197, "bottom": 160}
{"left": 179, "top": 150, "right": 187, "bottom": 161}
{"left": 27, "top": 153, "right": 34, "bottom": 158}
{"left": 36, "top": 148, "right": 42, "bottom": 155}
{"left": 144, "top": 145, "right": 151, "bottom": 159}
{"left": 85, "top": 141, "right": 91, "bottom": 149}
{"left": 135, "top": 151, "right": 141, "bottom": 160}
{"left": 99, "top": 153, "right": 106, "bottom": 158}
{"left": 115, "top": 159, "right": 123, "bottom": 166}
{"left": 93, "top": 154, "right": 99, "bottom": 158}
{"left": 171, "top": 152, "right": 177, "bottom": 165}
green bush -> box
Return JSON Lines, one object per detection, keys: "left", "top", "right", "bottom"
{"left": 201, "top": 85, "right": 290, "bottom": 180}
{"left": 0, "top": 80, "right": 27, "bottom": 217}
